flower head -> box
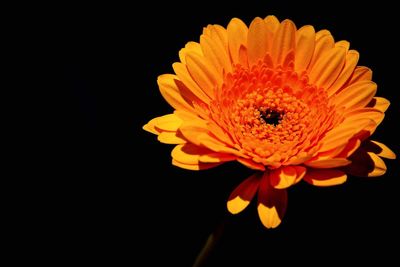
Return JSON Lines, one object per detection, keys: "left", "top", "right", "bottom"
{"left": 143, "top": 16, "right": 396, "bottom": 228}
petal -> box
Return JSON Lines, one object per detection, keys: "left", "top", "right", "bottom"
{"left": 362, "top": 140, "right": 396, "bottom": 159}
{"left": 171, "top": 144, "right": 210, "bottom": 165}
{"left": 186, "top": 53, "right": 219, "bottom": 98}
{"left": 172, "top": 159, "right": 221, "bottom": 171}
{"left": 304, "top": 169, "right": 347, "bottom": 187}
{"left": 172, "top": 63, "right": 211, "bottom": 104}
{"left": 309, "top": 46, "right": 346, "bottom": 89}
{"left": 200, "top": 29, "right": 231, "bottom": 75}
{"left": 247, "top": 17, "right": 268, "bottom": 66}
{"left": 335, "top": 40, "right": 350, "bottom": 51}
{"left": 257, "top": 172, "right": 288, "bottom": 229}
{"left": 271, "top": 19, "right": 296, "bottom": 67}
{"left": 199, "top": 153, "right": 237, "bottom": 163}
{"left": 227, "top": 173, "right": 260, "bottom": 214}
{"left": 305, "top": 158, "right": 351, "bottom": 168}
{"left": 264, "top": 15, "right": 280, "bottom": 31}
{"left": 179, "top": 120, "right": 209, "bottom": 146}
{"left": 295, "top": 25, "right": 315, "bottom": 71}
{"left": 179, "top": 42, "right": 203, "bottom": 64}
{"left": 327, "top": 50, "right": 359, "bottom": 97}
{"left": 227, "top": 18, "right": 248, "bottom": 64}
{"left": 293, "top": 166, "right": 307, "bottom": 184}
{"left": 367, "top": 97, "right": 390, "bottom": 112}
{"left": 346, "top": 66, "right": 372, "bottom": 85}
{"left": 151, "top": 114, "right": 183, "bottom": 132}
{"left": 237, "top": 158, "right": 266, "bottom": 171}
{"left": 333, "top": 80, "right": 377, "bottom": 110}
{"left": 143, "top": 118, "right": 162, "bottom": 135}
{"left": 319, "top": 118, "right": 372, "bottom": 152}
{"left": 308, "top": 30, "right": 335, "bottom": 70}
{"left": 345, "top": 108, "right": 384, "bottom": 126}
{"left": 270, "top": 166, "right": 297, "bottom": 189}
{"left": 157, "top": 74, "right": 195, "bottom": 112}
{"left": 158, "top": 132, "right": 186, "bottom": 144}
{"left": 344, "top": 149, "right": 387, "bottom": 177}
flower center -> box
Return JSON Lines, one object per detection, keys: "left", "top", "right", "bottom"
{"left": 208, "top": 61, "right": 333, "bottom": 166}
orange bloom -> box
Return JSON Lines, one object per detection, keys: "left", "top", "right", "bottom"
{"left": 143, "top": 16, "right": 396, "bottom": 228}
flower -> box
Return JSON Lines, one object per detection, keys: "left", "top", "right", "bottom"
{"left": 143, "top": 16, "right": 396, "bottom": 228}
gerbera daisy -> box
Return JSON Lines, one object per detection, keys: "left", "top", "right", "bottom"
{"left": 143, "top": 16, "right": 396, "bottom": 228}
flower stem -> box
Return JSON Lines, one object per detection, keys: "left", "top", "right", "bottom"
{"left": 192, "top": 219, "right": 225, "bottom": 267}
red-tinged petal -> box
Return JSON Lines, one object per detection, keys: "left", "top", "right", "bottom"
{"left": 366, "top": 97, "right": 390, "bottom": 112}
{"left": 227, "top": 173, "right": 261, "bottom": 214}
{"left": 172, "top": 159, "right": 221, "bottom": 171}
{"left": 247, "top": 17, "right": 268, "bottom": 66}
{"left": 157, "top": 74, "right": 195, "bottom": 112}
{"left": 270, "top": 166, "right": 297, "bottom": 189}
{"left": 199, "top": 153, "right": 237, "bottom": 163}
{"left": 227, "top": 18, "right": 248, "bottom": 64}
{"left": 157, "top": 132, "right": 186, "bottom": 144}
{"left": 309, "top": 46, "right": 346, "bottom": 89}
{"left": 295, "top": 25, "right": 315, "bottom": 71}
{"left": 143, "top": 118, "right": 162, "bottom": 135}
{"left": 271, "top": 19, "right": 296, "bottom": 67}
{"left": 257, "top": 172, "right": 287, "bottom": 228}
{"left": 343, "top": 149, "right": 387, "bottom": 177}
{"left": 304, "top": 169, "right": 347, "bottom": 187}
{"left": 362, "top": 140, "right": 396, "bottom": 160}
{"left": 237, "top": 158, "right": 266, "bottom": 171}
{"left": 293, "top": 166, "right": 307, "bottom": 184}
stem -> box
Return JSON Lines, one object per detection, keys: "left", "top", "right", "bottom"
{"left": 192, "top": 220, "right": 226, "bottom": 267}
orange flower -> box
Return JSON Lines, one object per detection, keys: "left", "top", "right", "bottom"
{"left": 143, "top": 16, "right": 396, "bottom": 228}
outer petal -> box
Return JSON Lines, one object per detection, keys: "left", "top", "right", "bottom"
{"left": 270, "top": 166, "right": 297, "bottom": 189}
{"left": 257, "top": 172, "right": 288, "bottom": 229}
{"left": 227, "top": 173, "right": 261, "bottom": 214}
{"left": 366, "top": 97, "right": 390, "bottom": 112}
{"left": 303, "top": 169, "right": 347, "bottom": 186}
{"left": 363, "top": 140, "right": 396, "bottom": 159}
{"left": 343, "top": 149, "right": 387, "bottom": 177}
{"left": 295, "top": 25, "right": 315, "bottom": 71}
{"left": 157, "top": 74, "right": 195, "bottom": 112}
{"left": 333, "top": 80, "right": 377, "bottom": 110}
{"left": 172, "top": 159, "right": 221, "bottom": 171}
{"left": 247, "top": 17, "right": 268, "bottom": 66}
{"left": 308, "top": 30, "right": 335, "bottom": 70}
{"left": 227, "top": 18, "right": 248, "bottom": 64}
{"left": 271, "top": 19, "right": 296, "bottom": 67}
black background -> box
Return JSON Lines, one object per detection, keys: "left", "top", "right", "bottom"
{"left": 59, "top": 2, "right": 399, "bottom": 266}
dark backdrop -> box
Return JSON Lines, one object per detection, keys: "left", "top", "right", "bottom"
{"left": 59, "top": 2, "right": 399, "bottom": 266}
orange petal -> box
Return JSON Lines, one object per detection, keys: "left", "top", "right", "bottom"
{"left": 172, "top": 63, "right": 211, "bottom": 104}
{"left": 327, "top": 50, "right": 359, "bottom": 97}
{"left": 247, "top": 17, "right": 268, "bottom": 66}
{"left": 304, "top": 169, "right": 347, "bottom": 187}
{"left": 295, "top": 25, "right": 315, "bottom": 71}
{"left": 362, "top": 140, "right": 396, "bottom": 160}
{"left": 227, "top": 18, "right": 248, "bottom": 64}
{"left": 305, "top": 158, "right": 351, "bottom": 168}
{"left": 179, "top": 121, "right": 209, "bottom": 146}
{"left": 237, "top": 158, "right": 265, "bottom": 171}
{"left": 335, "top": 40, "right": 350, "bottom": 51}
{"left": 367, "top": 97, "right": 390, "bottom": 112}
{"left": 171, "top": 144, "right": 209, "bottom": 164}
{"left": 186, "top": 53, "right": 219, "bottom": 98}
{"left": 157, "top": 74, "right": 195, "bottom": 112}
{"left": 150, "top": 114, "right": 182, "bottom": 132}
{"left": 172, "top": 159, "right": 221, "bottom": 171}
{"left": 346, "top": 66, "right": 372, "bottom": 85}
{"left": 309, "top": 46, "right": 346, "bottom": 89}
{"left": 199, "top": 153, "right": 237, "bottom": 163}
{"left": 345, "top": 108, "right": 384, "bottom": 126}
{"left": 179, "top": 41, "right": 203, "bottom": 64}
{"left": 157, "top": 132, "right": 186, "bottom": 144}
{"left": 319, "top": 118, "right": 372, "bottom": 152}
{"left": 263, "top": 15, "right": 280, "bottom": 31}
{"left": 257, "top": 172, "right": 287, "bottom": 229}
{"left": 270, "top": 166, "right": 297, "bottom": 189}
{"left": 143, "top": 118, "right": 162, "bottom": 135}
{"left": 227, "top": 173, "right": 260, "bottom": 214}
{"left": 333, "top": 80, "right": 377, "bottom": 110}
{"left": 308, "top": 30, "right": 334, "bottom": 70}
{"left": 200, "top": 31, "right": 231, "bottom": 75}
{"left": 271, "top": 19, "right": 296, "bottom": 67}
{"left": 344, "top": 149, "right": 387, "bottom": 177}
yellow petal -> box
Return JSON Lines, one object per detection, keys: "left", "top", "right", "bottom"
{"left": 179, "top": 42, "right": 203, "bottom": 64}
{"left": 295, "top": 25, "right": 315, "bottom": 71}
{"left": 227, "top": 18, "right": 248, "bottom": 64}
{"left": 247, "top": 17, "right": 268, "bottom": 66}
{"left": 305, "top": 158, "right": 351, "bottom": 168}
{"left": 157, "top": 132, "right": 186, "bottom": 144}
{"left": 346, "top": 66, "right": 372, "bottom": 84}
{"left": 363, "top": 140, "right": 396, "bottom": 160}
{"left": 151, "top": 114, "right": 182, "bottom": 132}
{"left": 157, "top": 74, "right": 195, "bottom": 112}
{"left": 257, "top": 172, "right": 287, "bottom": 229}
{"left": 143, "top": 118, "right": 162, "bottom": 135}
{"left": 334, "top": 80, "right": 377, "bottom": 110}
{"left": 366, "top": 152, "right": 387, "bottom": 177}
{"left": 335, "top": 40, "right": 350, "bottom": 51}
{"left": 309, "top": 46, "right": 346, "bottom": 89}
{"left": 271, "top": 19, "right": 296, "bottom": 67}
{"left": 270, "top": 166, "right": 297, "bottom": 189}
{"left": 227, "top": 173, "right": 260, "bottom": 214}
{"left": 327, "top": 50, "right": 359, "bottom": 97}
{"left": 303, "top": 169, "right": 347, "bottom": 187}
{"left": 171, "top": 144, "right": 205, "bottom": 164}
{"left": 179, "top": 121, "right": 209, "bottom": 146}
{"left": 200, "top": 30, "right": 231, "bottom": 74}
{"left": 344, "top": 149, "right": 388, "bottom": 177}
